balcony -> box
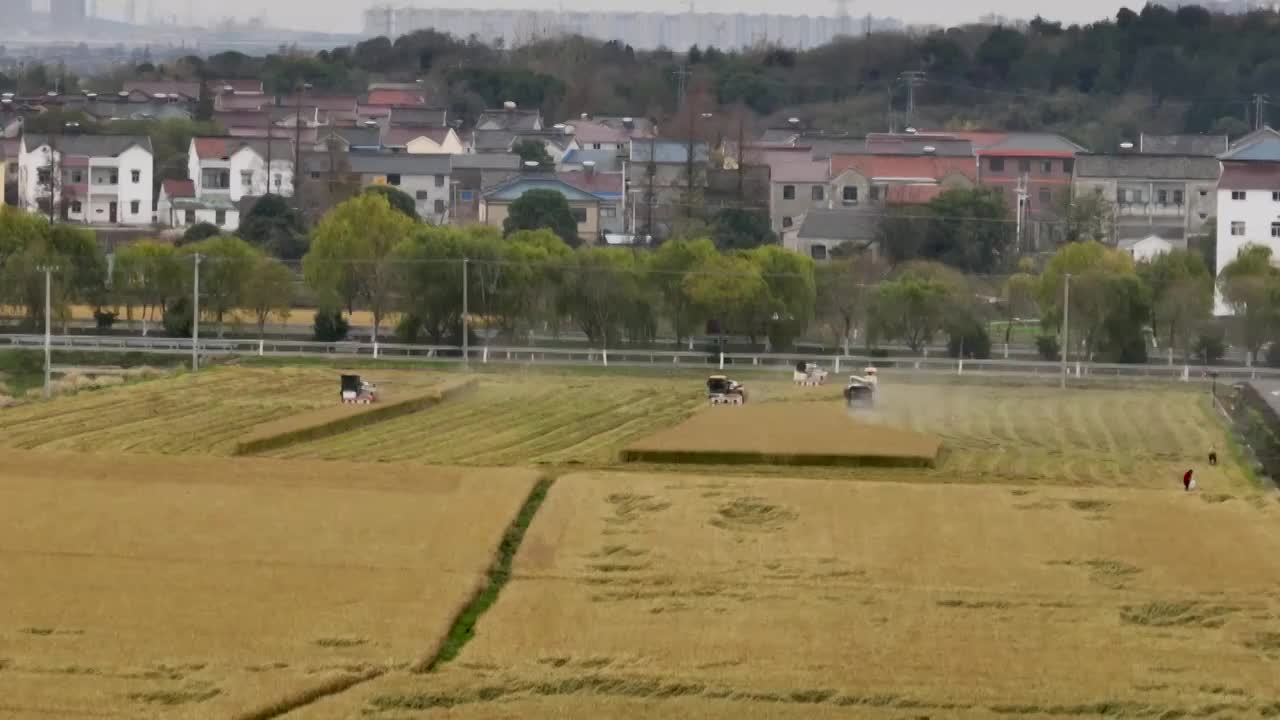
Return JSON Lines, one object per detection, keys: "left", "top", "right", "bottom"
{"left": 1117, "top": 203, "right": 1186, "bottom": 218}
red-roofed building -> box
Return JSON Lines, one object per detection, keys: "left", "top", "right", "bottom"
{"left": 828, "top": 153, "right": 976, "bottom": 209}
{"left": 560, "top": 167, "right": 625, "bottom": 234}
{"left": 366, "top": 89, "right": 427, "bottom": 107}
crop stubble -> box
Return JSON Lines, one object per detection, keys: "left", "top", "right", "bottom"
{"left": 292, "top": 471, "right": 1280, "bottom": 718}
{"left": 0, "top": 451, "right": 539, "bottom": 719}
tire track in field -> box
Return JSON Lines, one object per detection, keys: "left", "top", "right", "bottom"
{"left": 483, "top": 393, "right": 676, "bottom": 465}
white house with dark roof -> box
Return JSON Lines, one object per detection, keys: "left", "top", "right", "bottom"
{"left": 18, "top": 134, "right": 154, "bottom": 225}
{"left": 188, "top": 137, "right": 295, "bottom": 203}
{"left": 348, "top": 152, "right": 452, "bottom": 222}
{"left": 1215, "top": 127, "right": 1280, "bottom": 315}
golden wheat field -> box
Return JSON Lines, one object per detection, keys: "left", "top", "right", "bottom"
{"left": 0, "top": 366, "right": 443, "bottom": 455}
{"left": 292, "top": 471, "right": 1280, "bottom": 719}
{"left": 0, "top": 451, "right": 540, "bottom": 719}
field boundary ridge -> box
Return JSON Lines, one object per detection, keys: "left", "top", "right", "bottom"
{"left": 412, "top": 474, "right": 556, "bottom": 673}
{"left": 232, "top": 377, "right": 477, "bottom": 456}
{"left": 620, "top": 447, "right": 938, "bottom": 468}
{"left": 230, "top": 667, "right": 385, "bottom": 720}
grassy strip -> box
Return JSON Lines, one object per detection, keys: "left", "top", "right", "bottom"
{"left": 230, "top": 667, "right": 386, "bottom": 720}
{"left": 412, "top": 475, "right": 555, "bottom": 674}
{"left": 0, "top": 349, "right": 187, "bottom": 395}
{"left": 619, "top": 448, "right": 938, "bottom": 468}
{"left": 232, "top": 378, "right": 476, "bottom": 456}
{"left": 1209, "top": 393, "right": 1268, "bottom": 490}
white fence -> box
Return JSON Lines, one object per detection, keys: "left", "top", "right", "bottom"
{"left": 1, "top": 333, "right": 1275, "bottom": 386}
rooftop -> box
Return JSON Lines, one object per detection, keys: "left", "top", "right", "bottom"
{"left": 365, "top": 89, "right": 428, "bottom": 107}
{"left": 476, "top": 107, "right": 543, "bottom": 131}
{"left": 558, "top": 169, "right": 624, "bottom": 196}
{"left": 629, "top": 139, "right": 710, "bottom": 164}
{"left": 795, "top": 207, "right": 880, "bottom": 243}
{"left": 483, "top": 174, "right": 607, "bottom": 202}
{"left": 383, "top": 126, "right": 454, "bottom": 147}
{"left": 347, "top": 152, "right": 451, "bottom": 176}
{"left": 122, "top": 80, "right": 202, "bottom": 100}
{"left": 1140, "top": 134, "right": 1228, "bottom": 157}
{"left": 161, "top": 178, "right": 195, "bottom": 198}
{"left": 192, "top": 137, "right": 294, "bottom": 162}
{"left": 1222, "top": 127, "right": 1280, "bottom": 162}
{"left": 1075, "top": 154, "right": 1221, "bottom": 180}
{"left": 831, "top": 153, "right": 977, "bottom": 182}
{"left": 24, "top": 134, "right": 153, "bottom": 157}
{"left": 1219, "top": 161, "right": 1280, "bottom": 191}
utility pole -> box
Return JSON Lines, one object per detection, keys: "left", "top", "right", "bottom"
{"left": 898, "top": 71, "right": 926, "bottom": 129}
{"left": 1061, "top": 273, "right": 1070, "bottom": 390}
{"left": 192, "top": 253, "right": 201, "bottom": 371}
{"left": 40, "top": 265, "right": 55, "bottom": 399}
{"left": 1255, "top": 94, "right": 1268, "bottom": 131}
{"left": 294, "top": 81, "right": 310, "bottom": 208}
{"left": 461, "top": 257, "right": 470, "bottom": 365}
{"left": 1015, "top": 174, "right": 1028, "bottom": 256}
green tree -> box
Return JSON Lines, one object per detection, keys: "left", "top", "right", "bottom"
{"left": 1136, "top": 249, "right": 1212, "bottom": 358}
{"left": 999, "top": 269, "right": 1040, "bottom": 346}
{"left": 869, "top": 276, "right": 951, "bottom": 352}
{"left": 182, "top": 235, "right": 259, "bottom": 337}
{"left": 748, "top": 245, "right": 817, "bottom": 351}
{"left": 921, "top": 188, "right": 1012, "bottom": 273}
{"left": 240, "top": 194, "right": 308, "bottom": 260}
{"left": 0, "top": 219, "right": 106, "bottom": 331}
{"left": 1218, "top": 244, "right": 1280, "bottom": 363}
{"left": 182, "top": 222, "right": 221, "bottom": 244}
{"left": 512, "top": 138, "right": 555, "bottom": 168}
{"left": 816, "top": 253, "right": 889, "bottom": 353}
{"left": 711, "top": 208, "right": 775, "bottom": 251}
{"left": 243, "top": 256, "right": 295, "bottom": 337}
{"left": 113, "top": 240, "right": 183, "bottom": 336}
{"left": 1062, "top": 191, "right": 1115, "bottom": 244}
{"left": 306, "top": 193, "right": 415, "bottom": 338}
{"left": 503, "top": 189, "right": 581, "bottom": 247}
{"left": 649, "top": 237, "right": 718, "bottom": 346}
{"left": 1040, "top": 241, "right": 1140, "bottom": 360}
{"left": 364, "top": 185, "right": 419, "bottom": 221}
{"left": 683, "top": 253, "right": 771, "bottom": 350}
{"left": 560, "top": 247, "right": 652, "bottom": 346}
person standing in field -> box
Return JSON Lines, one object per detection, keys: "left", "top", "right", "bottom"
{"left": 1209, "top": 448, "right": 1218, "bottom": 466}
{"left": 1183, "top": 469, "right": 1195, "bottom": 492}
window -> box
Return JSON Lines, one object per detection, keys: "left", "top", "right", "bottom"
{"left": 70, "top": 201, "right": 82, "bottom": 213}
{"left": 842, "top": 186, "right": 858, "bottom": 203}
{"left": 571, "top": 207, "right": 588, "bottom": 224}
{"left": 782, "top": 185, "right": 795, "bottom": 200}
{"left": 309, "top": 171, "right": 321, "bottom": 180}
{"left": 1200, "top": 190, "right": 1208, "bottom": 197}
{"left": 273, "top": 173, "right": 282, "bottom": 189}
{"left": 387, "top": 173, "right": 401, "bottom": 186}
{"left": 1174, "top": 190, "right": 1184, "bottom": 205}
{"left": 1018, "top": 159, "right": 1031, "bottom": 173}
{"left": 810, "top": 244, "right": 828, "bottom": 261}
{"left": 1231, "top": 221, "right": 1246, "bottom": 236}
{"left": 130, "top": 200, "right": 140, "bottom": 215}
{"left": 184, "top": 209, "right": 195, "bottom": 224}
{"left": 869, "top": 186, "right": 881, "bottom": 201}
{"left": 601, "top": 206, "right": 617, "bottom": 218}
{"left": 434, "top": 174, "right": 445, "bottom": 187}
{"left": 131, "top": 169, "right": 140, "bottom": 183}
{"left": 37, "top": 168, "right": 50, "bottom": 183}
{"left": 1063, "top": 159, "right": 1074, "bottom": 173}
{"left": 811, "top": 185, "right": 824, "bottom": 201}
{"left": 416, "top": 190, "right": 429, "bottom": 200}
{"left": 1233, "top": 191, "right": 1247, "bottom": 201}
{"left": 1041, "top": 160, "right": 1052, "bottom": 174}
{"left": 989, "top": 158, "right": 1004, "bottom": 172}
{"left": 241, "top": 171, "right": 253, "bottom": 189}
{"left": 1157, "top": 190, "right": 1168, "bottom": 205}
{"left": 215, "top": 210, "right": 226, "bottom": 225}
{"left": 1272, "top": 222, "right": 1280, "bottom": 238}
{"left": 1039, "top": 188, "right": 1051, "bottom": 206}
{"left": 592, "top": 143, "right": 602, "bottom": 150}
{"left": 110, "top": 172, "right": 118, "bottom": 184}
{"left": 434, "top": 199, "right": 446, "bottom": 214}
{"left": 71, "top": 170, "right": 83, "bottom": 183}
{"left": 460, "top": 190, "right": 475, "bottom": 202}
{"left": 782, "top": 216, "right": 793, "bottom": 228}
{"left": 1273, "top": 191, "right": 1280, "bottom": 202}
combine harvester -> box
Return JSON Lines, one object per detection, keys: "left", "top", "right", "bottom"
{"left": 844, "top": 367, "right": 879, "bottom": 409}
{"left": 340, "top": 374, "right": 379, "bottom": 404}
{"left": 707, "top": 375, "right": 748, "bottom": 405}
{"left": 793, "top": 362, "right": 829, "bottom": 386}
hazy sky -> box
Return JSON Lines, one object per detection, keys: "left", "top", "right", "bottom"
{"left": 190, "top": 1, "right": 1133, "bottom": 33}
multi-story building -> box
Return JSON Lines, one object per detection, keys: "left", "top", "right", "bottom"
{"left": 828, "top": 153, "right": 977, "bottom": 209}
{"left": 1072, "top": 154, "right": 1220, "bottom": 247}
{"left": 626, "top": 139, "right": 709, "bottom": 240}
{"left": 187, "top": 137, "right": 295, "bottom": 204}
{"left": 347, "top": 152, "right": 452, "bottom": 222}
{"left": 1214, "top": 127, "right": 1280, "bottom": 315}
{"left": 18, "top": 134, "right": 153, "bottom": 225}
{"left": 766, "top": 153, "right": 829, "bottom": 233}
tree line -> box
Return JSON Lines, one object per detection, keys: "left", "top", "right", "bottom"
{"left": 7, "top": 192, "right": 1263, "bottom": 365}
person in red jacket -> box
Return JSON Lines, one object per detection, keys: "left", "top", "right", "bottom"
{"left": 1183, "top": 469, "right": 1194, "bottom": 491}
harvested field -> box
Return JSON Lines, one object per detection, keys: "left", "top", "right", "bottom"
{"left": 265, "top": 374, "right": 707, "bottom": 466}
{"left": 0, "top": 451, "right": 540, "bottom": 719}
{"left": 233, "top": 377, "right": 476, "bottom": 455}
{"left": 0, "top": 366, "right": 442, "bottom": 456}
{"left": 622, "top": 401, "right": 941, "bottom": 467}
{"left": 293, "top": 471, "right": 1280, "bottom": 719}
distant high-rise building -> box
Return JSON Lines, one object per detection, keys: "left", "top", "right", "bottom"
{"left": 50, "top": 0, "right": 87, "bottom": 24}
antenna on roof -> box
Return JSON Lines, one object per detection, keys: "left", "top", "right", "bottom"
{"left": 922, "top": 145, "right": 936, "bottom": 154}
